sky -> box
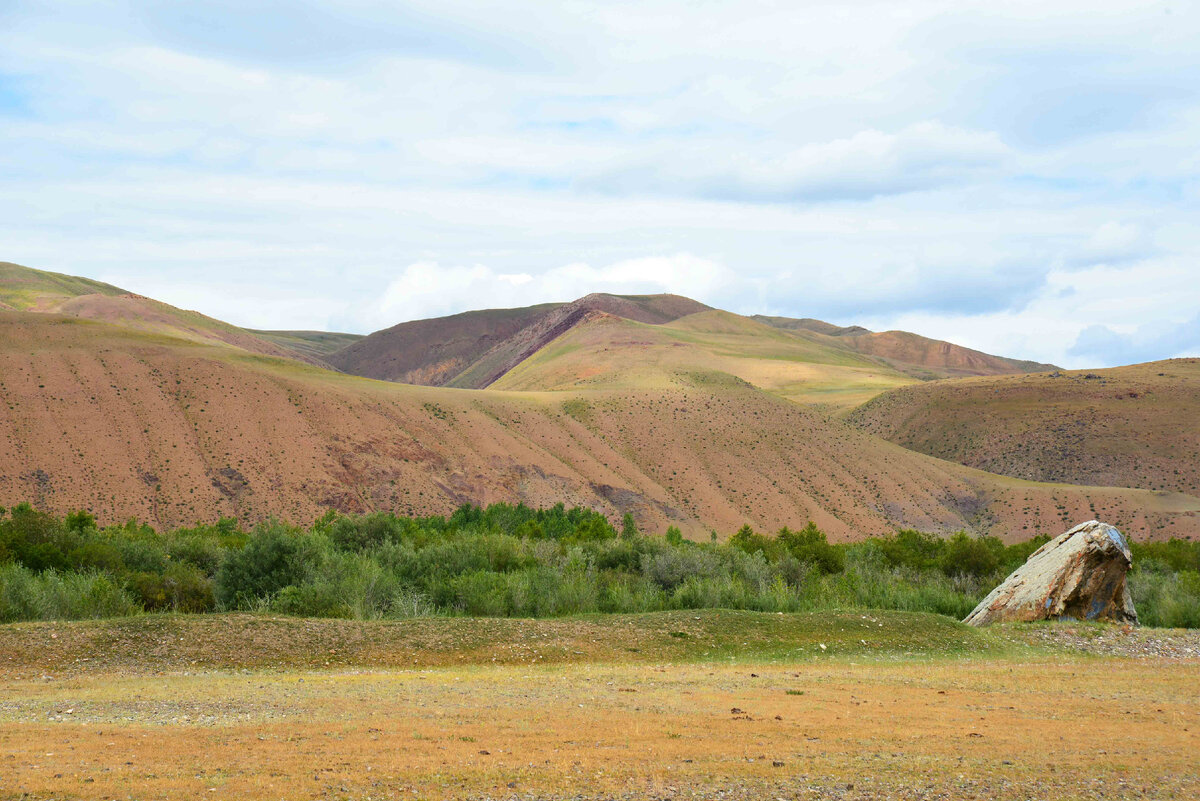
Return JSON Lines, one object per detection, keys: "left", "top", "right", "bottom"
{"left": 1, "top": 0, "right": 1198, "bottom": 368}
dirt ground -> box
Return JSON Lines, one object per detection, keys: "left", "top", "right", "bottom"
{"left": 2, "top": 653, "right": 1197, "bottom": 801}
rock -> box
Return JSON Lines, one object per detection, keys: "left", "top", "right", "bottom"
{"left": 964, "top": 520, "right": 1138, "bottom": 626}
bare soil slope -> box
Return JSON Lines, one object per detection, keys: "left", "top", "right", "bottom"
{"left": 2, "top": 311, "right": 1196, "bottom": 540}
{"left": 849, "top": 361, "right": 1200, "bottom": 494}
{"left": 326, "top": 303, "right": 557, "bottom": 385}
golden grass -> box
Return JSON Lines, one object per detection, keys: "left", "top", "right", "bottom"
{"left": 492, "top": 310, "right": 920, "bottom": 410}
{"left": 1, "top": 656, "right": 1196, "bottom": 800}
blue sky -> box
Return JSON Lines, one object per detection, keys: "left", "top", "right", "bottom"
{"left": 1, "top": 0, "right": 1198, "bottom": 367}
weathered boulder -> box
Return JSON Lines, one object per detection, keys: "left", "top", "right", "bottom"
{"left": 964, "top": 520, "right": 1138, "bottom": 626}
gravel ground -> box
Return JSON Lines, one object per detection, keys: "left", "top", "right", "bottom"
{"left": 1004, "top": 622, "right": 1200, "bottom": 659}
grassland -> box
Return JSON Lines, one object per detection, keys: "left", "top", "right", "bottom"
{"left": 491, "top": 310, "right": 920, "bottom": 410}
{"left": 1, "top": 611, "right": 1197, "bottom": 800}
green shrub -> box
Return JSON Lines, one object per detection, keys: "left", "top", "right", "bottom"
{"left": 215, "top": 522, "right": 322, "bottom": 609}
{"left": 938, "top": 532, "right": 1002, "bottom": 579}
{"left": 0, "top": 564, "right": 139, "bottom": 622}
{"left": 778, "top": 522, "right": 843, "bottom": 574}
{"left": 0, "top": 503, "right": 1196, "bottom": 628}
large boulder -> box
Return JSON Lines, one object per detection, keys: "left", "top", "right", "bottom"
{"left": 964, "top": 520, "right": 1138, "bottom": 626}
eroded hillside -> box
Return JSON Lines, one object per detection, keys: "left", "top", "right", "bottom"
{"left": 1, "top": 311, "right": 1196, "bottom": 540}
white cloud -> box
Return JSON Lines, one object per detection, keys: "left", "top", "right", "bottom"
{"left": 0, "top": 0, "right": 1198, "bottom": 367}
{"left": 579, "top": 121, "right": 1011, "bottom": 201}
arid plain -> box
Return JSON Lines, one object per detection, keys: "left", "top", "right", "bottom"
{"left": 2, "top": 611, "right": 1199, "bottom": 801}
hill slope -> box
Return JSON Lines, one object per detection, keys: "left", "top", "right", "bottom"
{"left": 329, "top": 293, "right": 710, "bottom": 388}
{"left": 0, "top": 261, "right": 126, "bottom": 309}
{"left": 0, "top": 262, "right": 336, "bottom": 368}
{"left": 490, "top": 309, "right": 919, "bottom": 408}
{"left": 848, "top": 360, "right": 1200, "bottom": 495}
{"left": 2, "top": 311, "right": 1195, "bottom": 539}
{"left": 754, "top": 314, "right": 1056, "bottom": 379}
{"left": 249, "top": 329, "right": 364, "bottom": 360}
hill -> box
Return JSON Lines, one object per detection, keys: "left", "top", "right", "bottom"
{"left": 329, "top": 298, "right": 1052, "bottom": 398}
{"left": 327, "top": 293, "right": 710, "bottom": 387}
{"left": 490, "top": 309, "right": 919, "bottom": 408}
{"left": 754, "top": 314, "right": 1057, "bottom": 380}
{"left": 249, "top": 329, "right": 364, "bottom": 360}
{"left": 1, "top": 309, "right": 1196, "bottom": 540}
{"left": 0, "top": 262, "right": 335, "bottom": 368}
{"left": 848, "top": 360, "right": 1200, "bottom": 495}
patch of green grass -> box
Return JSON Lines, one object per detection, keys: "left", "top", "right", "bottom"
{"left": 0, "top": 608, "right": 1021, "bottom": 674}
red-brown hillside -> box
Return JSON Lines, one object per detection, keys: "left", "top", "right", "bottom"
{"left": 328, "top": 293, "right": 710, "bottom": 388}
{"left": 1, "top": 311, "right": 1196, "bottom": 541}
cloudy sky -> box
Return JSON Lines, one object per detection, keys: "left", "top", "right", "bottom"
{"left": 2, "top": 0, "right": 1198, "bottom": 367}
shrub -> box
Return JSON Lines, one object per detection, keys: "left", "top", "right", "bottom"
{"left": 938, "top": 532, "right": 1002, "bottom": 579}
{"left": 0, "top": 564, "right": 139, "bottom": 622}
{"left": 0, "top": 503, "right": 1196, "bottom": 628}
{"left": 215, "top": 522, "right": 321, "bottom": 609}
{"left": 778, "top": 522, "right": 843, "bottom": 574}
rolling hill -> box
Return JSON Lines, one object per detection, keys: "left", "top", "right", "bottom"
{"left": 849, "top": 361, "right": 1200, "bottom": 495}
{"left": 754, "top": 315, "right": 1058, "bottom": 380}
{"left": 2, "top": 261, "right": 1196, "bottom": 541}
{"left": 1, "top": 307, "right": 1197, "bottom": 540}
{"left": 327, "top": 296, "right": 1053, "bottom": 398}
{"left": 327, "top": 293, "right": 710, "bottom": 387}
{"left": 0, "top": 262, "right": 335, "bottom": 368}
{"left": 489, "top": 308, "right": 919, "bottom": 408}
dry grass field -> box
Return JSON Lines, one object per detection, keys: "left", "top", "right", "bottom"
{"left": 1, "top": 612, "right": 1198, "bottom": 800}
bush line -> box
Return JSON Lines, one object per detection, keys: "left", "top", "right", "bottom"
{"left": 1, "top": 503, "right": 1196, "bottom": 627}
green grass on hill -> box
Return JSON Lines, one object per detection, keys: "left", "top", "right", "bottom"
{"left": 0, "top": 608, "right": 1013, "bottom": 674}
{"left": 0, "top": 262, "right": 124, "bottom": 309}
